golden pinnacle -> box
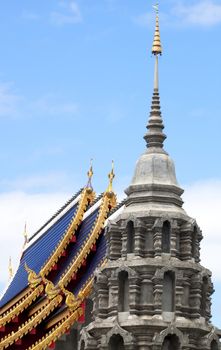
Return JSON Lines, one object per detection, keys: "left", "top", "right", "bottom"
{"left": 152, "top": 3, "right": 162, "bottom": 55}
{"left": 107, "top": 161, "right": 115, "bottom": 193}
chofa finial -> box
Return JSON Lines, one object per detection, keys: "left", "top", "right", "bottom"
{"left": 86, "top": 158, "right": 94, "bottom": 189}
{"left": 8, "top": 256, "right": 13, "bottom": 280}
{"left": 106, "top": 161, "right": 115, "bottom": 193}
{"left": 23, "top": 222, "right": 28, "bottom": 248}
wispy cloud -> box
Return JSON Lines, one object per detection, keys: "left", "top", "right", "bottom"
{"left": 135, "top": 1, "right": 221, "bottom": 28}
{"left": 0, "top": 82, "right": 78, "bottom": 120}
{"left": 173, "top": 0, "right": 221, "bottom": 26}
{"left": 0, "top": 172, "right": 72, "bottom": 193}
{"left": 183, "top": 179, "right": 221, "bottom": 281}
{"left": 50, "top": 0, "right": 82, "bottom": 26}
{"left": 0, "top": 190, "right": 70, "bottom": 288}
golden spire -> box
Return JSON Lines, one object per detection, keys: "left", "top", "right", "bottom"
{"left": 86, "top": 159, "right": 93, "bottom": 189}
{"left": 106, "top": 161, "right": 115, "bottom": 193}
{"left": 23, "top": 222, "right": 28, "bottom": 248}
{"left": 152, "top": 3, "right": 162, "bottom": 55}
{"left": 8, "top": 257, "right": 13, "bottom": 280}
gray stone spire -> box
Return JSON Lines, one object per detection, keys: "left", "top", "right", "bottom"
{"left": 125, "top": 6, "right": 185, "bottom": 217}
{"left": 144, "top": 55, "right": 167, "bottom": 152}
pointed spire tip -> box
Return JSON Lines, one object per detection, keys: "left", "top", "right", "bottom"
{"left": 152, "top": 3, "right": 162, "bottom": 55}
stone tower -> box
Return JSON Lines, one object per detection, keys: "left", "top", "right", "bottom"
{"left": 79, "top": 6, "right": 221, "bottom": 350}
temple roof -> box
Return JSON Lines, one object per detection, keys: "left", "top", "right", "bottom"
{"left": 0, "top": 176, "right": 123, "bottom": 349}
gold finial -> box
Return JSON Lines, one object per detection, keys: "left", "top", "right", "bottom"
{"left": 87, "top": 159, "right": 93, "bottom": 179}
{"left": 152, "top": 3, "right": 162, "bottom": 55}
{"left": 8, "top": 257, "right": 13, "bottom": 280}
{"left": 106, "top": 161, "right": 115, "bottom": 193}
{"left": 86, "top": 159, "right": 93, "bottom": 189}
{"left": 23, "top": 222, "right": 28, "bottom": 248}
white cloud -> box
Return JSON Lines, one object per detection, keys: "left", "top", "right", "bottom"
{"left": 0, "top": 190, "right": 70, "bottom": 289}
{"left": 183, "top": 179, "right": 221, "bottom": 281}
{"left": 0, "top": 172, "right": 71, "bottom": 192}
{"left": 135, "top": 1, "right": 221, "bottom": 28}
{"left": 50, "top": 1, "right": 82, "bottom": 26}
{"left": 173, "top": 0, "right": 221, "bottom": 26}
{"left": 0, "top": 82, "right": 78, "bottom": 120}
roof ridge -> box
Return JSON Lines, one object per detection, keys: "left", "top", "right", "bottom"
{"left": 29, "top": 188, "right": 83, "bottom": 242}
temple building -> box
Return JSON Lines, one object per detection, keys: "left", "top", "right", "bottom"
{"left": 0, "top": 4, "right": 220, "bottom": 350}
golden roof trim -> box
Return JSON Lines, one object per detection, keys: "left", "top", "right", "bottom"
{"left": 40, "top": 187, "right": 95, "bottom": 277}
{"left": 28, "top": 307, "right": 83, "bottom": 350}
{"left": 0, "top": 295, "right": 62, "bottom": 349}
{"left": 60, "top": 190, "right": 117, "bottom": 287}
{"left": 0, "top": 286, "right": 44, "bottom": 327}
{"left": 27, "top": 277, "right": 94, "bottom": 350}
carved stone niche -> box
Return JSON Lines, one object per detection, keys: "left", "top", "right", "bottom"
{"left": 79, "top": 327, "right": 97, "bottom": 350}
{"left": 100, "top": 321, "right": 136, "bottom": 350}
{"left": 152, "top": 216, "right": 178, "bottom": 258}
{"left": 111, "top": 265, "right": 140, "bottom": 315}
{"left": 152, "top": 325, "right": 189, "bottom": 350}
{"left": 152, "top": 266, "right": 179, "bottom": 316}
{"left": 199, "top": 329, "right": 221, "bottom": 350}
{"left": 120, "top": 216, "right": 146, "bottom": 258}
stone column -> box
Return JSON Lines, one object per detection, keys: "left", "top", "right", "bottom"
{"left": 175, "top": 271, "right": 184, "bottom": 316}
{"left": 153, "top": 227, "right": 162, "bottom": 257}
{"left": 107, "top": 275, "right": 118, "bottom": 317}
{"left": 134, "top": 222, "right": 146, "bottom": 257}
{"left": 129, "top": 276, "right": 141, "bottom": 315}
{"left": 152, "top": 272, "right": 163, "bottom": 314}
{"left": 171, "top": 220, "right": 179, "bottom": 257}
{"left": 139, "top": 272, "right": 154, "bottom": 315}
{"left": 189, "top": 274, "right": 201, "bottom": 318}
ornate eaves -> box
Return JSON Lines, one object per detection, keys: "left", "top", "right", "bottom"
{"left": 0, "top": 286, "right": 44, "bottom": 328}
{"left": 60, "top": 191, "right": 116, "bottom": 287}
{"left": 41, "top": 187, "right": 95, "bottom": 277}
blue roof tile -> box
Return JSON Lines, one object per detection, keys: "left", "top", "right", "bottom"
{"left": 0, "top": 200, "right": 79, "bottom": 307}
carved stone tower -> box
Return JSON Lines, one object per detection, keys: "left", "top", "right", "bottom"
{"left": 79, "top": 5, "right": 221, "bottom": 350}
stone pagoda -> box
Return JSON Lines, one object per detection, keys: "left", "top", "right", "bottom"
{"left": 79, "top": 5, "right": 221, "bottom": 350}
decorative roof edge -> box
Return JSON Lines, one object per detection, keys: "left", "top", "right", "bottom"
{"left": 27, "top": 276, "right": 94, "bottom": 350}
{"left": 60, "top": 190, "right": 117, "bottom": 287}
{"left": 40, "top": 187, "right": 96, "bottom": 277}
{"left": 0, "top": 286, "right": 44, "bottom": 327}
{"left": 25, "top": 188, "right": 83, "bottom": 250}
{"left": 0, "top": 295, "right": 62, "bottom": 349}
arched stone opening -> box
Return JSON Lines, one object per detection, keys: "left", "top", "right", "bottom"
{"left": 211, "top": 339, "right": 219, "bottom": 350}
{"left": 162, "top": 221, "right": 171, "bottom": 253}
{"left": 108, "top": 334, "right": 124, "bottom": 350}
{"left": 162, "top": 271, "right": 175, "bottom": 312}
{"left": 201, "top": 276, "right": 208, "bottom": 317}
{"left": 162, "top": 334, "right": 180, "bottom": 350}
{"left": 118, "top": 271, "right": 129, "bottom": 312}
{"left": 126, "top": 221, "right": 135, "bottom": 253}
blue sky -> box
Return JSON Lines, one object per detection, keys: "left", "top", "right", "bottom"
{"left": 0, "top": 0, "right": 220, "bottom": 327}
